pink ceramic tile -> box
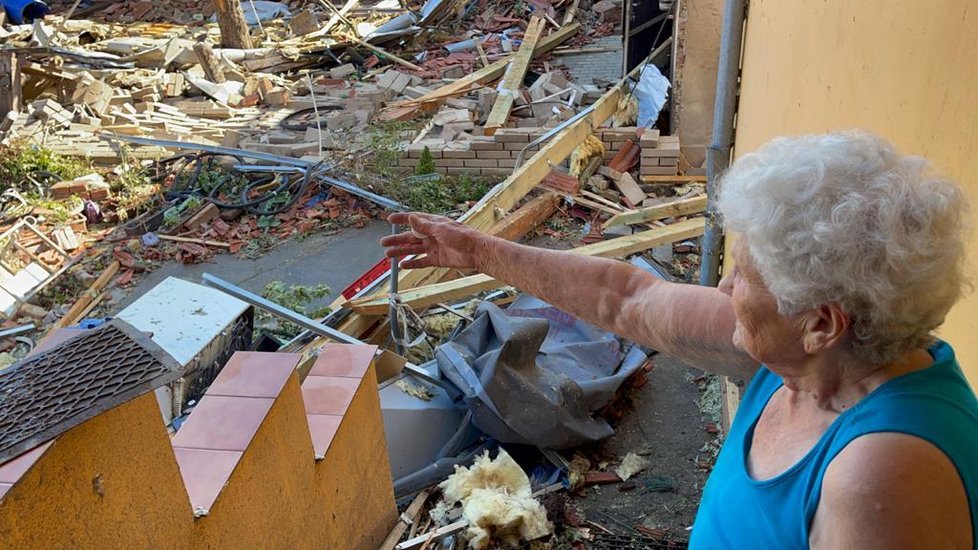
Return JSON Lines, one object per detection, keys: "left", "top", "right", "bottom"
{"left": 171, "top": 395, "right": 273, "bottom": 452}
{"left": 305, "top": 414, "right": 343, "bottom": 458}
{"left": 0, "top": 483, "right": 11, "bottom": 499}
{"left": 308, "top": 344, "right": 377, "bottom": 379}
{"left": 0, "top": 441, "right": 53, "bottom": 483}
{"left": 206, "top": 352, "right": 301, "bottom": 398}
{"left": 301, "top": 376, "right": 361, "bottom": 416}
{"left": 172, "top": 447, "right": 241, "bottom": 514}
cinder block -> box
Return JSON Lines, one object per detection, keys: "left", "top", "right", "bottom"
{"left": 643, "top": 166, "right": 679, "bottom": 175}
{"left": 478, "top": 150, "right": 513, "bottom": 159}
{"left": 443, "top": 149, "right": 476, "bottom": 159}
{"left": 464, "top": 159, "right": 498, "bottom": 168}
{"left": 437, "top": 158, "right": 465, "bottom": 167}
{"left": 641, "top": 148, "right": 681, "bottom": 158}
{"left": 494, "top": 130, "right": 531, "bottom": 143}
{"left": 657, "top": 156, "right": 679, "bottom": 166}
{"left": 498, "top": 158, "right": 518, "bottom": 168}
{"left": 470, "top": 139, "right": 503, "bottom": 151}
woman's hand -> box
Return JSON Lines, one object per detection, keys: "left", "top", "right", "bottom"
{"left": 381, "top": 212, "right": 489, "bottom": 270}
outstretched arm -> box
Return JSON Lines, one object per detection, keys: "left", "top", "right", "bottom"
{"left": 382, "top": 212, "right": 758, "bottom": 379}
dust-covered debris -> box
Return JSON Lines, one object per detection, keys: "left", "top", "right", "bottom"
{"left": 394, "top": 379, "right": 435, "bottom": 401}
{"left": 614, "top": 452, "right": 651, "bottom": 481}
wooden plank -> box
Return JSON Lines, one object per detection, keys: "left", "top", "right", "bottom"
{"left": 483, "top": 16, "right": 547, "bottom": 135}
{"left": 323, "top": 0, "right": 360, "bottom": 34}
{"left": 350, "top": 36, "right": 423, "bottom": 72}
{"left": 720, "top": 375, "right": 741, "bottom": 434}
{"left": 489, "top": 192, "right": 561, "bottom": 241}
{"left": 0, "top": 52, "right": 22, "bottom": 118}
{"left": 213, "top": 0, "right": 253, "bottom": 49}
{"left": 379, "top": 489, "right": 431, "bottom": 550}
{"left": 56, "top": 261, "right": 120, "bottom": 328}
{"left": 395, "top": 520, "right": 468, "bottom": 550}
{"left": 193, "top": 42, "right": 227, "bottom": 83}
{"left": 640, "top": 174, "right": 707, "bottom": 183}
{"left": 348, "top": 218, "right": 705, "bottom": 315}
{"left": 562, "top": 0, "right": 581, "bottom": 25}
{"left": 603, "top": 195, "right": 707, "bottom": 229}
{"left": 378, "top": 23, "right": 579, "bottom": 122}
{"left": 157, "top": 234, "right": 231, "bottom": 248}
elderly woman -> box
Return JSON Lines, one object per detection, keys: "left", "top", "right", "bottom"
{"left": 381, "top": 131, "right": 978, "bottom": 548}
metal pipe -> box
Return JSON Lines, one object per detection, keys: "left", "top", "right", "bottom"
{"left": 699, "top": 0, "right": 746, "bottom": 287}
{"left": 100, "top": 133, "right": 405, "bottom": 211}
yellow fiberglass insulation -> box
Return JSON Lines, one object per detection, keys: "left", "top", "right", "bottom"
{"left": 568, "top": 134, "right": 605, "bottom": 177}
{"left": 438, "top": 449, "right": 553, "bottom": 548}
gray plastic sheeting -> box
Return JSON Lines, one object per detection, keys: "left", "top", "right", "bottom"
{"left": 436, "top": 295, "right": 648, "bottom": 450}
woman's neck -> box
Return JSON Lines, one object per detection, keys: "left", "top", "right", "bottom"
{"left": 774, "top": 348, "right": 934, "bottom": 413}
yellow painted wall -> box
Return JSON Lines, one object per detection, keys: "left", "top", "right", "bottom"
{"left": 0, "top": 394, "right": 194, "bottom": 547}
{"left": 0, "top": 366, "right": 396, "bottom": 548}
{"left": 734, "top": 0, "right": 978, "bottom": 383}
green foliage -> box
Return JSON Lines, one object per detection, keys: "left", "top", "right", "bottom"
{"left": 378, "top": 173, "right": 494, "bottom": 214}
{"left": 162, "top": 195, "right": 203, "bottom": 227}
{"left": 257, "top": 281, "right": 332, "bottom": 338}
{"left": 414, "top": 146, "right": 436, "bottom": 176}
{"left": 367, "top": 121, "right": 415, "bottom": 177}
{"left": 34, "top": 197, "right": 83, "bottom": 224}
{"left": 0, "top": 140, "right": 92, "bottom": 187}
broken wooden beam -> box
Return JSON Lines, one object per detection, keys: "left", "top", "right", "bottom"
{"left": 350, "top": 36, "right": 423, "bottom": 72}
{"left": 640, "top": 174, "right": 707, "bottom": 184}
{"left": 379, "top": 489, "right": 431, "bottom": 550}
{"left": 157, "top": 234, "right": 231, "bottom": 248}
{"left": 489, "top": 192, "right": 561, "bottom": 241}
{"left": 56, "top": 260, "right": 120, "bottom": 328}
{"left": 0, "top": 52, "right": 22, "bottom": 119}
{"left": 394, "top": 520, "right": 468, "bottom": 550}
{"left": 483, "top": 16, "right": 547, "bottom": 135}
{"left": 213, "top": 0, "right": 254, "bottom": 49}
{"left": 603, "top": 195, "right": 708, "bottom": 229}
{"left": 193, "top": 42, "right": 227, "bottom": 84}
{"left": 378, "top": 23, "right": 580, "bottom": 122}
{"left": 348, "top": 218, "right": 705, "bottom": 315}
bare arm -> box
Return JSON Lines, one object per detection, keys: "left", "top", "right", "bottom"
{"left": 382, "top": 212, "right": 758, "bottom": 379}
{"left": 811, "top": 433, "right": 972, "bottom": 549}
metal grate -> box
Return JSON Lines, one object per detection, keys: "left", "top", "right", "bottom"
{"left": 0, "top": 319, "right": 182, "bottom": 463}
{"left": 182, "top": 311, "right": 254, "bottom": 407}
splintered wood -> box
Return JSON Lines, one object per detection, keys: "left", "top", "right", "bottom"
{"left": 483, "top": 16, "right": 547, "bottom": 135}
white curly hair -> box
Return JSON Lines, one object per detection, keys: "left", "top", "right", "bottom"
{"left": 718, "top": 131, "right": 971, "bottom": 365}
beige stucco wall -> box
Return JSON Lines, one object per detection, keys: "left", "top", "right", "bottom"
{"left": 674, "top": 0, "right": 723, "bottom": 167}
{"left": 734, "top": 0, "right": 978, "bottom": 383}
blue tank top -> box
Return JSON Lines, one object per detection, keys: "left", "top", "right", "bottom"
{"left": 690, "top": 340, "right": 978, "bottom": 549}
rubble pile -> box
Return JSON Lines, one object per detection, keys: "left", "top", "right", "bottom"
{"left": 0, "top": 1, "right": 708, "bottom": 547}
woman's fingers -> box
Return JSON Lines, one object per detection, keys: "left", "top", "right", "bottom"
{"left": 386, "top": 212, "right": 414, "bottom": 225}
{"left": 384, "top": 243, "right": 428, "bottom": 258}
{"left": 379, "top": 232, "right": 420, "bottom": 247}
{"left": 408, "top": 213, "right": 440, "bottom": 237}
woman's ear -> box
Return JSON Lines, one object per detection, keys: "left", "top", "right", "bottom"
{"left": 802, "top": 303, "right": 850, "bottom": 354}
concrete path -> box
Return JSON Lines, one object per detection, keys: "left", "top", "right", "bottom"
{"left": 116, "top": 221, "right": 390, "bottom": 311}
